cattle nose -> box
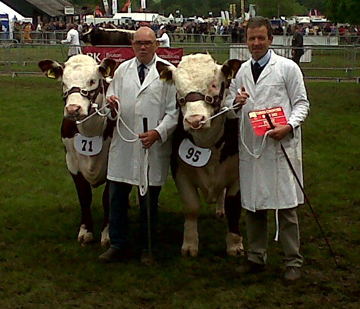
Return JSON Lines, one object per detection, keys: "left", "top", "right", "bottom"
{"left": 185, "top": 115, "right": 206, "bottom": 130}
{"left": 66, "top": 104, "right": 81, "bottom": 116}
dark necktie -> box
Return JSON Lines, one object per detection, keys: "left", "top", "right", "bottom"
{"left": 252, "top": 62, "right": 262, "bottom": 83}
{"left": 139, "top": 64, "right": 146, "bottom": 84}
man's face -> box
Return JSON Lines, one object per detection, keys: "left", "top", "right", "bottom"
{"left": 132, "top": 27, "right": 159, "bottom": 64}
{"left": 246, "top": 25, "right": 273, "bottom": 61}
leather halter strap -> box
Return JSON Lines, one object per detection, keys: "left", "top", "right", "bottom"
{"left": 177, "top": 82, "right": 225, "bottom": 109}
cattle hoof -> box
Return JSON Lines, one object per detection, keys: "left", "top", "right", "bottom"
{"left": 226, "top": 233, "right": 244, "bottom": 256}
{"left": 78, "top": 224, "right": 94, "bottom": 245}
{"left": 215, "top": 210, "right": 225, "bottom": 221}
{"left": 100, "top": 224, "right": 110, "bottom": 246}
{"left": 181, "top": 247, "right": 198, "bottom": 257}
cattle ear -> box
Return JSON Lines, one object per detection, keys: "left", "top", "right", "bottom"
{"left": 38, "top": 60, "right": 63, "bottom": 80}
{"left": 221, "top": 59, "right": 242, "bottom": 80}
{"left": 156, "top": 62, "right": 174, "bottom": 81}
{"left": 99, "top": 58, "right": 117, "bottom": 77}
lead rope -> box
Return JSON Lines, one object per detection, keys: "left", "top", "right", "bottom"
{"left": 75, "top": 94, "right": 149, "bottom": 196}
{"left": 112, "top": 99, "right": 148, "bottom": 196}
{"left": 76, "top": 80, "right": 110, "bottom": 125}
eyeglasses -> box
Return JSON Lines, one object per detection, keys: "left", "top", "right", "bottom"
{"left": 133, "top": 40, "right": 156, "bottom": 47}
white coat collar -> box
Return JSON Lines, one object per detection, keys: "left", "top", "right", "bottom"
{"left": 245, "top": 50, "right": 278, "bottom": 85}
{"left": 128, "top": 55, "right": 160, "bottom": 93}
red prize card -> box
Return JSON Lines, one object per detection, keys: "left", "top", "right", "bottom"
{"left": 248, "top": 106, "right": 287, "bottom": 136}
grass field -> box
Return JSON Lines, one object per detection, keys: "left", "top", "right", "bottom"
{"left": 1, "top": 77, "right": 360, "bottom": 308}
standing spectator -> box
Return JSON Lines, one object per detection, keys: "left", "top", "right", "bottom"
{"left": 292, "top": 24, "right": 304, "bottom": 65}
{"left": 231, "top": 22, "right": 240, "bottom": 43}
{"left": 35, "top": 22, "right": 43, "bottom": 43}
{"left": 61, "top": 23, "right": 82, "bottom": 58}
{"left": 23, "top": 22, "right": 33, "bottom": 43}
{"left": 157, "top": 25, "right": 170, "bottom": 47}
{"left": 99, "top": 26, "right": 178, "bottom": 264}
{"left": 226, "top": 16, "right": 310, "bottom": 282}
{"left": 210, "top": 22, "right": 216, "bottom": 43}
{"left": 0, "top": 20, "right": 3, "bottom": 40}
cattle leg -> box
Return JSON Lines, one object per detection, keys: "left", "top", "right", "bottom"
{"left": 177, "top": 178, "right": 201, "bottom": 257}
{"left": 224, "top": 191, "right": 244, "bottom": 256}
{"left": 71, "top": 172, "right": 94, "bottom": 245}
{"left": 215, "top": 189, "right": 226, "bottom": 220}
{"left": 100, "top": 181, "right": 110, "bottom": 246}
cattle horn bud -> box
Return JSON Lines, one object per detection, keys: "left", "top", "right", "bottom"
{"left": 221, "top": 59, "right": 242, "bottom": 80}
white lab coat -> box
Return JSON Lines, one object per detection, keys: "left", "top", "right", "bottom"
{"left": 106, "top": 55, "right": 178, "bottom": 186}
{"left": 226, "top": 50, "right": 310, "bottom": 212}
{"left": 61, "top": 28, "right": 82, "bottom": 56}
{"left": 157, "top": 32, "right": 170, "bottom": 47}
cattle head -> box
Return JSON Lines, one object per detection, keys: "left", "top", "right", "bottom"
{"left": 38, "top": 55, "right": 116, "bottom": 120}
{"left": 157, "top": 54, "right": 241, "bottom": 131}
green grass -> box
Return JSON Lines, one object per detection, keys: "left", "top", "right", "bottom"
{"left": 1, "top": 77, "right": 360, "bottom": 308}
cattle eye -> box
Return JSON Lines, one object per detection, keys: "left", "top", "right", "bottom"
{"left": 80, "top": 89, "right": 89, "bottom": 96}
{"left": 212, "top": 84, "right": 217, "bottom": 88}
{"left": 205, "top": 95, "right": 214, "bottom": 104}
{"left": 89, "top": 79, "right": 95, "bottom": 86}
{"left": 178, "top": 97, "right": 186, "bottom": 106}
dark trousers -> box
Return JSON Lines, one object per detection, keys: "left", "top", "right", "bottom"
{"left": 109, "top": 181, "right": 161, "bottom": 251}
{"left": 292, "top": 51, "right": 303, "bottom": 65}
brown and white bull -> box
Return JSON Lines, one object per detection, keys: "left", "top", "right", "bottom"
{"left": 38, "top": 55, "right": 116, "bottom": 246}
{"left": 157, "top": 53, "right": 244, "bottom": 257}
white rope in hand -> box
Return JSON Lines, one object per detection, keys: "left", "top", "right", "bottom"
{"left": 113, "top": 100, "right": 149, "bottom": 196}
{"left": 240, "top": 109, "right": 271, "bottom": 159}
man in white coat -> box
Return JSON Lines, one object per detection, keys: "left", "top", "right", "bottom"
{"left": 99, "top": 26, "right": 178, "bottom": 264}
{"left": 157, "top": 25, "right": 170, "bottom": 47}
{"left": 61, "top": 23, "right": 82, "bottom": 58}
{"left": 226, "top": 17, "right": 310, "bottom": 281}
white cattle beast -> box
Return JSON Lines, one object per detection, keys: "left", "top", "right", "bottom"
{"left": 38, "top": 55, "right": 116, "bottom": 246}
{"left": 157, "top": 53, "right": 244, "bottom": 257}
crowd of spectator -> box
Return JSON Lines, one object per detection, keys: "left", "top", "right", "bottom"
{"left": 5, "top": 18, "right": 360, "bottom": 45}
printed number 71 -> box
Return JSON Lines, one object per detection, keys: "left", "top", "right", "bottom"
{"left": 82, "top": 140, "right": 93, "bottom": 152}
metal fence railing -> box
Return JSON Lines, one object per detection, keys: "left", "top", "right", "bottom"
{"left": 1, "top": 42, "right": 360, "bottom": 81}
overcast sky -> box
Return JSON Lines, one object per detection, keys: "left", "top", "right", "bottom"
{"left": 0, "top": 1, "right": 25, "bottom": 19}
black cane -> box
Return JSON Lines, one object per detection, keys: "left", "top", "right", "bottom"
{"left": 142, "top": 117, "right": 152, "bottom": 260}
{"left": 265, "top": 113, "right": 339, "bottom": 267}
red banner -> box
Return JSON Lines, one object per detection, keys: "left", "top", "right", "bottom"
{"left": 83, "top": 46, "right": 183, "bottom": 66}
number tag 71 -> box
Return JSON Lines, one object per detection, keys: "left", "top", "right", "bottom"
{"left": 74, "top": 134, "right": 103, "bottom": 156}
{"left": 178, "top": 138, "right": 212, "bottom": 167}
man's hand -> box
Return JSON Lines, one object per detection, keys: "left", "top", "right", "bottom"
{"left": 267, "top": 124, "right": 292, "bottom": 141}
{"left": 107, "top": 95, "right": 120, "bottom": 110}
{"left": 139, "top": 130, "right": 160, "bottom": 149}
{"left": 234, "top": 87, "right": 250, "bottom": 109}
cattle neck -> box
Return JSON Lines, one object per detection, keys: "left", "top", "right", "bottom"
{"left": 77, "top": 103, "right": 108, "bottom": 137}
{"left": 189, "top": 115, "right": 226, "bottom": 149}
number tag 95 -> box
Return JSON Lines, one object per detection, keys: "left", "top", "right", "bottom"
{"left": 74, "top": 134, "right": 103, "bottom": 156}
{"left": 178, "top": 138, "right": 212, "bottom": 167}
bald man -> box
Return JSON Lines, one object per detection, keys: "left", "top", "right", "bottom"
{"left": 99, "top": 27, "right": 178, "bottom": 264}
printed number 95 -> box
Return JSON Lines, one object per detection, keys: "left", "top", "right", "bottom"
{"left": 186, "top": 147, "right": 201, "bottom": 162}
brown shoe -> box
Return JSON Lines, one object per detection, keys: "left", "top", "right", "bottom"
{"left": 284, "top": 266, "right": 302, "bottom": 282}
{"left": 235, "top": 260, "right": 266, "bottom": 277}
